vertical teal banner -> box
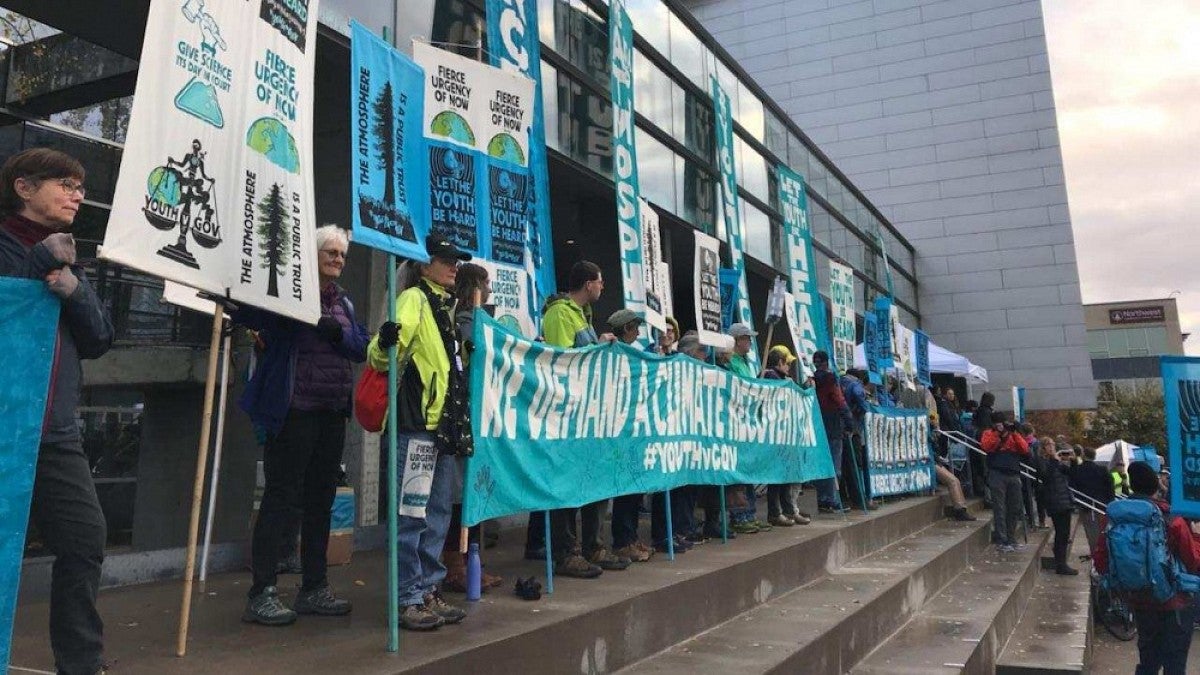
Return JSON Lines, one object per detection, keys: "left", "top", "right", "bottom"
{"left": 486, "top": 0, "right": 558, "bottom": 312}
{"left": 608, "top": 0, "right": 646, "bottom": 317}
{"left": 0, "top": 279, "right": 60, "bottom": 669}
{"left": 711, "top": 78, "right": 756, "bottom": 366}
{"left": 875, "top": 296, "right": 893, "bottom": 369}
{"left": 915, "top": 328, "right": 930, "bottom": 386}
{"left": 777, "top": 165, "right": 821, "bottom": 375}
{"left": 1163, "top": 356, "right": 1200, "bottom": 519}
{"left": 864, "top": 311, "right": 882, "bottom": 385}
{"left": 349, "top": 21, "right": 430, "bottom": 261}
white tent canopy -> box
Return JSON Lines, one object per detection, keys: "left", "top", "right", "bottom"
{"left": 853, "top": 340, "right": 989, "bottom": 383}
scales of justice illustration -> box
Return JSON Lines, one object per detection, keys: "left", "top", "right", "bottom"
{"left": 143, "top": 139, "right": 224, "bottom": 269}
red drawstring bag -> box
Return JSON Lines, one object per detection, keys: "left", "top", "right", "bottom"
{"left": 354, "top": 367, "right": 388, "bottom": 432}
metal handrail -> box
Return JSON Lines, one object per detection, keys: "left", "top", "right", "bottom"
{"left": 936, "top": 428, "right": 1107, "bottom": 517}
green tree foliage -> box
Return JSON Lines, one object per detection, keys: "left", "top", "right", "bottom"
{"left": 256, "top": 183, "right": 290, "bottom": 298}
{"left": 373, "top": 82, "right": 396, "bottom": 207}
{"left": 1086, "top": 381, "right": 1166, "bottom": 452}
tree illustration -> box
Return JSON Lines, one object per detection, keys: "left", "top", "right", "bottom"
{"left": 373, "top": 82, "right": 396, "bottom": 207}
{"left": 256, "top": 183, "right": 290, "bottom": 298}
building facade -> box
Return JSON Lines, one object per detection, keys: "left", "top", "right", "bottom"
{"left": 681, "top": 0, "right": 1096, "bottom": 411}
{"left": 1, "top": 0, "right": 922, "bottom": 588}
{"left": 1086, "top": 298, "right": 1186, "bottom": 395}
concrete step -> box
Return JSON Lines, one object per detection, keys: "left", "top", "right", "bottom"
{"left": 617, "top": 515, "right": 993, "bottom": 674}
{"left": 995, "top": 528, "right": 1093, "bottom": 674}
{"left": 852, "top": 529, "right": 1052, "bottom": 675}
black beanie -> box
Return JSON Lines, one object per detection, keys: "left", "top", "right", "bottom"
{"left": 1128, "top": 461, "right": 1159, "bottom": 496}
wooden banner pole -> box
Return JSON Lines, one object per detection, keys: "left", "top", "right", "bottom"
{"left": 198, "top": 327, "right": 232, "bottom": 587}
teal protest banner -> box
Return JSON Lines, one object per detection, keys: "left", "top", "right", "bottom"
{"left": 777, "top": 165, "right": 821, "bottom": 378}
{"left": 1163, "top": 357, "right": 1200, "bottom": 519}
{"left": 486, "top": 0, "right": 557, "bottom": 315}
{"left": 864, "top": 311, "right": 882, "bottom": 385}
{"left": 875, "top": 296, "right": 893, "bottom": 369}
{"left": 864, "top": 404, "right": 934, "bottom": 497}
{"left": 349, "top": 22, "right": 429, "bottom": 261}
{"left": 461, "top": 310, "right": 835, "bottom": 526}
{"left": 915, "top": 329, "right": 930, "bottom": 386}
{"left": 829, "top": 260, "right": 856, "bottom": 374}
{"left": 0, "top": 279, "right": 60, "bottom": 669}
{"left": 711, "top": 77, "right": 756, "bottom": 366}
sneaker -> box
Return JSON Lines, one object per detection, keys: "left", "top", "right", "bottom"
{"left": 614, "top": 543, "right": 653, "bottom": 562}
{"left": 400, "top": 603, "right": 444, "bottom": 631}
{"left": 556, "top": 554, "right": 602, "bottom": 578}
{"left": 951, "top": 507, "right": 978, "bottom": 522}
{"left": 293, "top": 584, "right": 352, "bottom": 616}
{"left": 524, "top": 546, "right": 546, "bottom": 561}
{"left": 997, "top": 544, "right": 1016, "bottom": 553}
{"left": 817, "top": 504, "right": 841, "bottom": 515}
{"left": 654, "top": 539, "right": 687, "bottom": 554}
{"left": 587, "top": 547, "right": 632, "bottom": 571}
{"left": 673, "top": 535, "right": 694, "bottom": 552}
{"left": 787, "top": 512, "right": 812, "bottom": 525}
{"left": 752, "top": 519, "right": 773, "bottom": 532}
{"left": 1056, "top": 565, "right": 1080, "bottom": 576}
{"left": 1011, "top": 542, "right": 1027, "bottom": 550}
{"left": 702, "top": 525, "right": 735, "bottom": 540}
{"left": 684, "top": 531, "right": 709, "bottom": 545}
{"left": 424, "top": 591, "right": 467, "bottom": 624}
{"left": 242, "top": 586, "right": 298, "bottom": 626}
{"left": 276, "top": 554, "right": 302, "bottom": 575}
{"left": 769, "top": 515, "right": 795, "bottom": 527}
{"left": 793, "top": 510, "right": 812, "bottom": 520}
{"left": 731, "top": 520, "right": 760, "bottom": 534}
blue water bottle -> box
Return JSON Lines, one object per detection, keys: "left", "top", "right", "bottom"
{"left": 466, "top": 542, "right": 482, "bottom": 601}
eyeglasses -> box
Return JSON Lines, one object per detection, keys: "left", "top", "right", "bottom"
{"left": 431, "top": 256, "right": 462, "bottom": 268}
{"left": 56, "top": 179, "right": 86, "bottom": 197}
{"left": 319, "top": 249, "right": 346, "bottom": 259}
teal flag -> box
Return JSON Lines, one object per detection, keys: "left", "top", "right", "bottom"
{"left": 462, "top": 310, "right": 834, "bottom": 526}
{"left": 777, "top": 165, "right": 821, "bottom": 376}
{"left": 0, "top": 279, "right": 60, "bottom": 668}
{"left": 875, "top": 296, "right": 893, "bottom": 369}
{"left": 711, "top": 77, "right": 756, "bottom": 367}
{"left": 915, "top": 329, "right": 931, "bottom": 386}
{"left": 1164, "top": 357, "right": 1200, "bottom": 519}
{"left": 608, "top": 0, "right": 647, "bottom": 320}
{"left": 864, "top": 403, "right": 934, "bottom": 497}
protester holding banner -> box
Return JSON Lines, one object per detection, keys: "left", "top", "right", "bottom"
{"left": 763, "top": 347, "right": 810, "bottom": 526}
{"left": 369, "top": 234, "right": 472, "bottom": 631}
{"left": 840, "top": 368, "right": 875, "bottom": 511}
{"left": 980, "top": 411, "right": 1030, "bottom": 552}
{"left": 726, "top": 323, "right": 772, "bottom": 534}
{"left": 655, "top": 331, "right": 710, "bottom": 546}
{"left": 532, "top": 260, "right": 627, "bottom": 578}
{"left": 0, "top": 148, "right": 114, "bottom": 675}
{"left": 232, "top": 224, "right": 368, "bottom": 626}
{"left": 813, "top": 351, "right": 852, "bottom": 514}
{"left": 608, "top": 309, "right": 657, "bottom": 562}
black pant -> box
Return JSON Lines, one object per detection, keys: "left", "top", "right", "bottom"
{"left": 611, "top": 494, "right": 642, "bottom": 549}
{"left": 1133, "top": 606, "right": 1196, "bottom": 675}
{"left": 250, "top": 409, "right": 345, "bottom": 597}
{"left": 652, "top": 487, "right": 695, "bottom": 544}
{"left": 840, "top": 434, "right": 870, "bottom": 509}
{"left": 549, "top": 501, "right": 603, "bottom": 562}
{"left": 766, "top": 484, "right": 795, "bottom": 518}
{"left": 31, "top": 442, "right": 106, "bottom": 675}
{"left": 1050, "top": 511, "right": 1072, "bottom": 568}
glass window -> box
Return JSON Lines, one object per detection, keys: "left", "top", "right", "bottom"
{"left": 678, "top": 161, "right": 716, "bottom": 235}
{"left": 765, "top": 110, "right": 788, "bottom": 162}
{"left": 49, "top": 96, "right": 132, "bottom": 145}
{"left": 736, "top": 136, "right": 768, "bottom": 201}
{"left": 681, "top": 90, "right": 714, "bottom": 163}
{"left": 739, "top": 197, "right": 771, "bottom": 264}
{"left": 668, "top": 11, "right": 705, "bottom": 89}
{"left": 1147, "top": 326, "right": 1170, "bottom": 355}
{"left": 1088, "top": 331, "right": 1109, "bottom": 358}
{"left": 552, "top": 0, "right": 610, "bottom": 88}
{"left": 1107, "top": 329, "right": 1130, "bottom": 357}
{"left": 625, "top": 0, "right": 670, "bottom": 57}
{"left": 541, "top": 61, "right": 560, "bottom": 150}
{"left": 895, "top": 274, "right": 917, "bottom": 310}
{"left": 556, "top": 72, "right": 613, "bottom": 177}
{"left": 636, "top": 127, "right": 676, "bottom": 212}
{"left": 23, "top": 124, "right": 121, "bottom": 205}
{"left": 716, "top": 59, "right": 738, "bottom": 119}
{"left": 430, "top": 0, "right": 486, "bottom": 59}
{"left": 633, "top": 48, "right": 674, "bottom": 136}
{"left": 814, "top": 247, "right": 831, "bottom": 297}
{"left": 787, "top": 133, "right": 811, "bottom": 179}
{"left": 737, "top": 82, "right": 765, "bottom": 141}
{"left": 809, "top": 199, "right": 834, "bottom": 252}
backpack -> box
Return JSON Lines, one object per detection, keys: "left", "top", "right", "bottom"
{"left": 1103, "top": 498, "right": 1200, "bottom": 603}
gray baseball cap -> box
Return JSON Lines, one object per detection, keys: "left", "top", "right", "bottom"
{"left": 728, "top": 322, "right": 757, "bottom": 338}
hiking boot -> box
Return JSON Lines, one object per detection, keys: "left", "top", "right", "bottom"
{"left": 276, "top": 553, "right": 302, "bottom": 575}
{"left": 294, "top": 584, "right": 352, "bottom": 616}
{"left": 424, "top": 591, "right": 467, "bottom": 624}
{"left": 731, "top": 520, "right": 760, "bottom": 534}
{"left": 951, "top": 507, "right": 977, "bottom": 522}
{"left": 615, "top": 543, "right": 653, "bottom": 562}
{"left": 587, "top": 547, "right": 632, "bottom": 571}
{"left": 400, "top": 603, "right": 444, "bottom": 631}
{"left": 788, "top": 512, "right": 812, "bottom": 525}
{"left": 1056, "top": 565, "right": 1080, "bottom": 576}
{"left": 768, "top": 515, "right": 795, "bottom": 527}
{"left": 243, "top": 586, "right": 297, "bottom": 626}
{"left": 556, "top": 554, "right": 603, "bottom": 578}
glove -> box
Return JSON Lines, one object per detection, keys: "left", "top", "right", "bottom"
{"left": 377, "top": 321, "right": 399, "bottom": 349}
{"left": 42, "top": 233, "right": 77, "bottom": 266}
{"left": 316, "top": 316, "right": 343, "bottom": 343}
{"left": 45, "top": 266, "right": 79, "bottom": 298}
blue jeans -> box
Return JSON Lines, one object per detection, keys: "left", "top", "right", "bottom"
{"left": 731, "top": 485, "right": 756, "bottom": 523}
{"left": 817, "top": 412, "right": 845, "bottom": 507}
{"left": 1134, "top": 605, "right": 1195, "bottom": 675}
{"left": 389, "top": 432, "right": 456, "bottom": 607}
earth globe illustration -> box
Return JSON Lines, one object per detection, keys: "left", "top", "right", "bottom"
{"left": 430, "top": 111, "right": 476, "bottom": 145}
{"left": 497, "top": 314, "right": 522, "bottom": 334}
{"left": 487, "top": 133, "right": 525, "bottom": 165}
{"left": 147, "top": 166, "right": 182, "bottom": 206}
{"left": 246, "top": 117, "right": 301, "bottom": 173}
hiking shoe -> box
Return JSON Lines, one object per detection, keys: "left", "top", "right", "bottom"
{"left": 752, "top": 519, "right": 773, "bottom": 531}
{"left": 673, "top": 535, "right": 694, "bottom": 552}
{"left": 769, "top": 515, "right": 795, "bottom": 527}
{"left": 817, "top": 504, "right": 841, "bottom": 515}
{"left": 634, "top": 541, "right": 655, "bottom": 557}
{"left": 276, "top": 554, "right": 302, "bottom": 575}
{"left": 243, "top": 586, "right": 297, "bottom": 626}
{"left": 587, "top": 547, "right": 631, "bottom": 571}
{"left": 400, "top": 603, "right": 444, "bottom": 631}
{"left": 424, "top": 591, "right": 466, "bottom": 624}
{"left": 556, "top": 554, "right": 602, "bottom": 578}
{"left": 997, "top": 544, "right": 1016, "bottom": 553}
{"left": 294, "top": 584, "right": 352, "bottom": 616}
{"left": 788, "top": 512, "right": 812, "bottom": 525}
{"left": 684, "top": 531, "right": 709, "bottom": 545}
{"left": 702, "top": 525, "right": 735, "bottom": 540}
{"left": 615, "top": 544, "right": 653, "bottom": 563}
{"left": 654, "top": 539, "right": 686, "bottom": 554}
{"left": 731, "top": 520, "right": 760, "bottom": 534}
{"left": 951, "top": 507, "right": 977, "bottom": 522}
{"left": 1056, "top": 565, "right": 1080, "bottom": 576}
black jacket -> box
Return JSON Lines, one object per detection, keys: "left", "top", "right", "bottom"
{"left": 1038, "top": 457, "right": 1074, "bottom": 514}
{"left": 972, "top": 404, "right": 993, "bottom": 440}
{"left": 1069, "top": 459, "right": 1116, "bottom": 505}
{"left": 0, "top": 219, "right": 113, "bottom": 445}
{"left": 937, "top": 398, "right": 961, "bottom": 433}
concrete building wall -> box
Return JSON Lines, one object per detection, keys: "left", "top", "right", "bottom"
{"left": 680, "top": 0, "right": 1095, "bottom": 410}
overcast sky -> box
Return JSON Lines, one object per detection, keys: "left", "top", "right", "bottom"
{"left": 1043, "top": 0, "right": 1200, "bottom": 353}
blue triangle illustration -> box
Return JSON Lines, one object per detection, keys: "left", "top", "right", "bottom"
{"left": 174, "top": 77, "right": 225, "bottom": 129}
